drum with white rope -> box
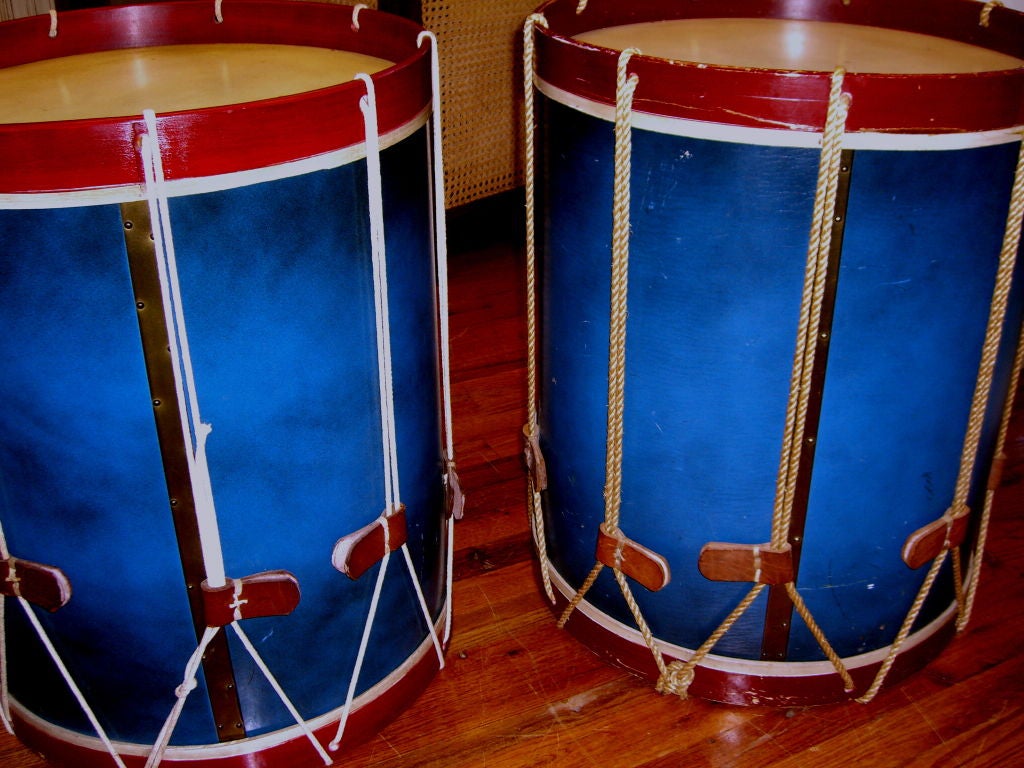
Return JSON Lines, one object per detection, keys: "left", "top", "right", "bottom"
{"left": 524, "top": 0, "right": 1024, "bottom": 705}
{"left": 0, "top": 2, "right": 454, "bottom": 765}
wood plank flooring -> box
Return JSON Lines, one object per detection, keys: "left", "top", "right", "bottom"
{"left": 1, "top": 233, "right": 1021, "bottom": 767}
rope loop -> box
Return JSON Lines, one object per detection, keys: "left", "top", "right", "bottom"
{"left": 352, "top": 3, "right": 368, "bottom": 31}
{"left": 213, "top": 0, "right": 223, "bottom": 23}
{"left": 576, "top": 0, "right": 588, "bottom": 13}
{"left": 48, "top": 9, "right": 58, "bottom": 37}
{"left": 980, "top": 0, "right": 1003, "bottom": 27}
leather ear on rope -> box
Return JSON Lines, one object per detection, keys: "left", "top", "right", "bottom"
{"left": 698, "top": 543, "right": 794, "bottom": 586}
{"left": 445, "top": 463, "right": 466, "bottom": 521}
{"left": 0, "top": 558, "right": 71, "bottom": 613}
{"left": 332, "top": 506, "right": 408, "bottom": 580}
{"left": 901, "top": 506, "right": 970, "bottom": 570}
{"left": 595, "top": 524, "right": 670, "bottom": 592}
{"left": 201, "top": 571, "right": 300, "bottom": 627}
{"left": 522, "top": 424, "right": 549, "bottom": 492}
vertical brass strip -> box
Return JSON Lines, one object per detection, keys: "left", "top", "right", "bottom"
{"left": 760, "top": 149, "right": 856, "bottom": 662}
{"left": 120, "top": 200, "right": 246, "bottom": 741}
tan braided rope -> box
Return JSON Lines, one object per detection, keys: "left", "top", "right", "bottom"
{"left": 980, "top": 0, "right": 1004, "bottom": 28}
{"left": 951, "top": 137, "right": 1024, "bottom": 510}
{"left": 772, "top": 69, "right": 851, "bottom": 548}
{"left": 952, "top": 545, "right": 965, "bottom": 615}
{"left": 522, "top": 13, "right": 555, "bottom": 604}
{"left": 959, "top": 315, "right": 1024, "bottom": 630}
{"left": 557, "top": 560, "right": 603, "bottom": 628}
{"left": 784, "top": 582, "right": 854, "bottom": 691}
{"left": 576, "top": 0, "right": 588, "bottom": 14}
{"left": 857, "top": 135, "right": 1024, "bottom": 704}
{"left": 551, "top": 49, "right": 684, "bottom": 691}
{"left": 602, "top": 49, "right": 640, "bottom": 533}
{"left": 660, "top": 69, "right": 856, "bottom": 698}
{"left": 855, "top": 550, "right": 946, "bottom": 704}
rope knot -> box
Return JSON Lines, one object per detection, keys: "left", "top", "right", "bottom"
{"left": 175, "top": 677, "right": 199, "bottom": 698}
{"left": 655, "top": 661, "right": 693, "bottom": 699}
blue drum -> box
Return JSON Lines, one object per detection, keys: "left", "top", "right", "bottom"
{"left": 0, "top": 2, "right": 452, "bottom": 765}
{"left": 525, "top": 0, "right": 1024, "bottom": 705}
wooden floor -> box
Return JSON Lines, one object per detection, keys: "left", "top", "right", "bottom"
{"left": 2, "top": 232, "right": 1022, "bottom": 767}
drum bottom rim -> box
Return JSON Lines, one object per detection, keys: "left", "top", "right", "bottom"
{"left": 7, "top": 603, "right": 448, "bottom": 767}
{"left": 547, "top": 566, "right": 956, "bottom": 706}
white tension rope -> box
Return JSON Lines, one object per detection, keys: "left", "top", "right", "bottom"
{"left": 330, "top": 69, "right": 445, "bottom": 753}
{"left": 418, "top": 27, "right": 458, "bottom": 646}
{"left": 139, "top": 112, "right": 330, "bottom": 768}
{"left": 140, "top": 109, "right": 227, "bottom": 590}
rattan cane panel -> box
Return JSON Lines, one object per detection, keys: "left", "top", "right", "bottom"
{"left": 422, "top": 0, "right": 537, "bottom": 208}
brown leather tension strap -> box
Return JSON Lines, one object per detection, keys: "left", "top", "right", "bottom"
{"left": 595, "top": 523, "right": 671, "bottom": 592}
{"left": 902, "top": 506, "right": 971, "bottom": 570}
{"left": 522, "top": 424, "right": 548, "bottom": 492}
{"left": 0, "top": 557, "right": 72, "bottom": 612}
{"left": 446, "top": 464, "right": 465, "bottom": 521}
{"left": 698, "top": 542, "right": 795, "bottom": 586}
{"left": 988, "top": 452, "right": 1007, "bottom": 492}
{"left": 200, "top": 571, "right": 300, "bottom": 628}
{"left": 332, "top": 506, "right": 409, "bottom": 580}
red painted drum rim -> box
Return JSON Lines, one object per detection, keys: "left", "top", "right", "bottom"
{"left": 532, "top": 0, "right": 1024, "bottom": 135}
{"left": 0, "top": 0, "right": 431, "bottom": 195}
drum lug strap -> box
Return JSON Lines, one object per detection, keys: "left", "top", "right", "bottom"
{"left": 332, "top": 505, "right": 408, "bottom": 580}
{"left": 595, "top": 523, "right": 671, "bottom": 592}
{"left": 902, "top": 505, "right": 971, "bottom": 569}
{"left": 987, "top": 451, "right": 1007, "bottom": 492}
{"left": 522, "top": 423, "right": 548, "bottom": 492}
{"left": 697, "top": 542, "right": 795, "bottom": 585}
{"left": 201, "top": 571, "right": 300, "bottom": 628}
{"left": 445, "top": 462, "right": 465, "bottom": 521}
{"left": 0, "top": 557, "right": 72, "bottom": 612}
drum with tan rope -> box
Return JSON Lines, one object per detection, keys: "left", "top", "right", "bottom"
{"left": 523, "top": 0, "right": 1024, "bottom": 705}
{"left": 0, "top": 2, "right": 456, "bottom": 765}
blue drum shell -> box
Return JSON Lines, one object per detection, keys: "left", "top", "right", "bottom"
{"left": 538, "top": 95, "right": 1024, "bottom": 663}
